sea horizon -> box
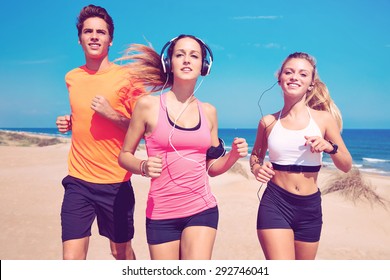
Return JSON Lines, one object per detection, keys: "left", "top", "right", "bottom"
{"left": 1, "top": 127, "right": 390, "bottom": 177}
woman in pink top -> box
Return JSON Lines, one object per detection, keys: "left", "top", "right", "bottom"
{"left": 250, "top": 52, "right": 352, "bottom": 260}
{"left": 118, "top": 35, "right": 248, "bottom": 260}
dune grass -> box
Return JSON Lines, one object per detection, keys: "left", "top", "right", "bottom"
{"left": 0, "top": 131, "right": 63, "bottom": 147}
{"left": 228, "top": 161, "right": 250, "bottom": 179}
{"left": 322, "top": 167, "right": 388, "bottom": 209}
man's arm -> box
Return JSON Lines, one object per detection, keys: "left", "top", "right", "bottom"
{"left": 91, "top": 95, "right": 129, "bottom": 131}
{"left": 56, "top": 115, "right": 72, "bottom": 133}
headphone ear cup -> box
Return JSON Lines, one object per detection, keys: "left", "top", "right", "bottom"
{"left": 163, "top": 57, "right": 171, "bottom": 74}
{"left": 161, "top": 53, "right": 171, "bottom": 74}
{"left": 201, "top": 59, "right": 210, "bottom": 76}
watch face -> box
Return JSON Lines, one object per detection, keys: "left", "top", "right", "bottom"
{"left": 325, "top": 140, "right": 338, "bottom": 154}
{"left": 331, "top": 144, "right": 338, "bottom": 154}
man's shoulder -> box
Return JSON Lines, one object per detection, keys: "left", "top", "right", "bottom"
{"left": 109, "top": 63, "right": 127, "bottom": 72}
{"left": 65, "top": 66, "right": 85, "bottom": 79}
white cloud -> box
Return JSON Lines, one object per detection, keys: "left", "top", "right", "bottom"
{"left": 209, "top": 43, "right": 225, "bottom": 51}
{"left": 263, "top": 43, "right": 282, "bottom": 49}
{"left": 250, "top": 43, "right": 282, "bottom": 49}
{"left": 232, "top": 15, "right": 283, "bottom": 20}
{"left": 16, "top": 59, "right": 55, "bottom": 65}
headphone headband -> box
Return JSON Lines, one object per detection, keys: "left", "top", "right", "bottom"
{"left": 160, "top": 35, "right": 213, "bottom": 76}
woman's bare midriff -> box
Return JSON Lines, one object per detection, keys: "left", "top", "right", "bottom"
{"left": 271, "top": 170, "right": 319, "bottom": 195}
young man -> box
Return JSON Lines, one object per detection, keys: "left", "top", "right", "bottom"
{"left": 56, "top": 4, "right": 143, "bottom": 260}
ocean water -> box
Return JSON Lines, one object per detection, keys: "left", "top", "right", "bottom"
{"left": 219, "top": 128, "right": 390, "bottom": 176}
{"left": 2, "top": 127, "right": 390, "bottom": 176}
{"left": 0, "top": 127, "right": 70, "bottom": 138}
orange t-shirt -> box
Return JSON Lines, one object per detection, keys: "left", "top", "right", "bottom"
{"left": 66, "top": 63, "right": 141, "bottom": 183}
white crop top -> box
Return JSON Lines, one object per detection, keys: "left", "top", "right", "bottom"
{"left": 268, "top": 108, "right": 323, "bottom": 166}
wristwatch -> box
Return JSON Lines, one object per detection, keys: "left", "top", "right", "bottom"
{"left": 325, "top": 140, "right": 338, "bottom": 155}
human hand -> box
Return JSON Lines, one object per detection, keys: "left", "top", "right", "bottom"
{"left": 91, "top": 95, "right": 115, "bottom": 118}
{"left": 252, "top": 161, "right": 275, "bottom": 183}
{"left": 231, "top": 137, "right": 249, "bottom": 158}
{"left": 144, "top": 155, "right": 163, "bottom": 178}
{"left": 304, "top": 136, "right": 334, "bottom": 153}
{"left": 56, "top": 115, "right": 71, "bottom": 133}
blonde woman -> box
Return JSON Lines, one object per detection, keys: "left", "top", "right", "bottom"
{"left": 250, "top": 52, "right": 352, "bottom": 260}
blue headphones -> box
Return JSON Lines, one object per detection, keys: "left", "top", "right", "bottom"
{"left": 160, "top": 35, "right": 214, "bottom": 76}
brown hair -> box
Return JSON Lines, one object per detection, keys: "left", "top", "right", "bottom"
{"left": 118, "top": 35, "right": 207, "bottom": 92}
{"left": 118, "top": 44, "right": 166, "bottom": 93}
{"left": 76, "top": 5, "right": 114, "bottom": 41}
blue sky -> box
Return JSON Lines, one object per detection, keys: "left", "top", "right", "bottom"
{"left": 0, "top": 0, "right": 389, "bottom": 129}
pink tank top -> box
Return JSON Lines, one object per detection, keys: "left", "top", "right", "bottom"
{"left": 144, "top": 94, "right": 217, "bottom": 220}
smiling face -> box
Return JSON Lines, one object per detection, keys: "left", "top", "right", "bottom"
{"left": 279, "top": 58, "right": 314, "bottom": 97}
{"left": 79, "top": 17, "right": 112, "bottom": 61}
{"left": 170, "top": 37, "right": 203, "bottom": 80}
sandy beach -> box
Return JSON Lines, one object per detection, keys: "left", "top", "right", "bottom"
{"left": 1, "top": 131, "right": 390, "bottom": 260}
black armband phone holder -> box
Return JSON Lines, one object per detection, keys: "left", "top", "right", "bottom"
{"left": 206, "top": 138, "right": 226, "bottom": 160}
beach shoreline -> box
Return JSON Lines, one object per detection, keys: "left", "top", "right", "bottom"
{"left": 1, "top": 131, "right": 389, "bottom": 260}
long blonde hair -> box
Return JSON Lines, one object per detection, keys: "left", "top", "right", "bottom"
{"left": 277, "top": 52, "right": 343, "bottom": 131}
